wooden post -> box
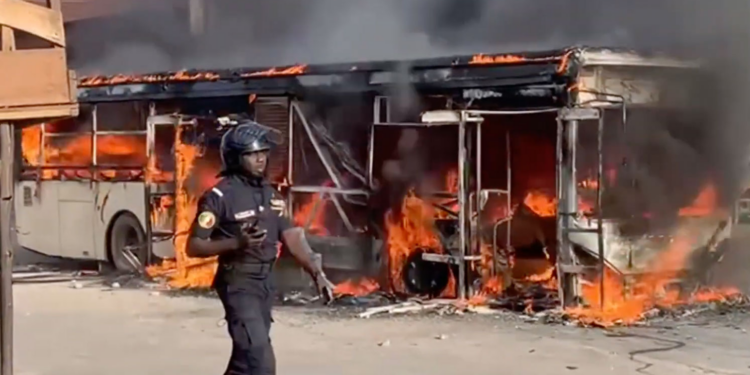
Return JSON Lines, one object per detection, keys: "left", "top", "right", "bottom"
{"left": 0, "top": 15, "right": 14, "bottom": 375}
{"left": 0, "top": 123, "right": 13, "bottom": 375}
{"left": 1, "top": 1, "right": 77, "bottom": 373}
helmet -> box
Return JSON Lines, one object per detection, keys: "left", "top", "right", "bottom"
{"left": 219, "top": 119, "right": 282, "bottom": 173}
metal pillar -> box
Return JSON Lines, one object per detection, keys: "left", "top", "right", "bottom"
{"left": 555, "top": 107, "right": 604, "bottom": 308}
{"left": 556, "top": 116, "right": 580, "bottom": 307}
{"left": 457, "top": 118, "right": 468, "bottom": 300}
{"left": 0, "top": 122, "right": 14, "bottom": 375}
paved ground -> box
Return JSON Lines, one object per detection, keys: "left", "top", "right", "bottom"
{"left": 11, "top": 280, "right": 750, "bottom": 375}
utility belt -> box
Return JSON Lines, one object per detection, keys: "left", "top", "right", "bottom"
{"left": 221, "top": 260, "right": 276, "bottom": 280}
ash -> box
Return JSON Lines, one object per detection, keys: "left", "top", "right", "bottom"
{"left": 286, "top": 288, "right": 750, "bottom": 329}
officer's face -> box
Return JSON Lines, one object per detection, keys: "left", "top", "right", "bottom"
{"left": 241, "top": 151, "right": 269, "bottom": 177}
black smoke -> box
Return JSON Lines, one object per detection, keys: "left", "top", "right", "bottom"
{"left": 67, "top": 0, "right": 750, "bottom": 213}
{"left": 65, "top": 0, "right": 748, "bottom": 73}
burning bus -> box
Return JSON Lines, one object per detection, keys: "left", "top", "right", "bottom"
{"left": 14, "top": 46, "right": 738, "bottom": 312}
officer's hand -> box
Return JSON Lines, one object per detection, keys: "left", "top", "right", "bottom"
{"left": 314, "top": 271, "right": 335, "bottom": 304}
{"left": 238, "top": 222, "right": 267, "bottom": 250}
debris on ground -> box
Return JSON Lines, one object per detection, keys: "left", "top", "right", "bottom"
{"left": 345, "top": 291, "right": 750, "bottom": 328}
{"left": 38, "top": 261, "right": 747, "bottom": 329}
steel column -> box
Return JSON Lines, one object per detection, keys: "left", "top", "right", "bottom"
{"left": 596, "top": 113, "right": 605, "bottom": 309}
{"left": 556, "top": 116, "right": 581, "bottom": 307}
{"left": 457, "top": 118, "right": 467, "bottom": 300}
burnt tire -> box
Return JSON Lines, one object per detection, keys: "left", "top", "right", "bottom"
{"left": 109, "top": 213, "right": 147, "bottom": 273}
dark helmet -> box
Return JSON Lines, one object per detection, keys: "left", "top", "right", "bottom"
{"left": 219, "top": 118, "right": 282, "bottom": 173}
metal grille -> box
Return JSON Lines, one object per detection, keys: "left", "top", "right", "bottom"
{"left": 254, "top": 97, "right": 290, "bottom": 183}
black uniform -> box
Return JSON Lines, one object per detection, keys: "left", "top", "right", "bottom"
{"left": 191, "top": 174, "right": 291, "bottom": 375}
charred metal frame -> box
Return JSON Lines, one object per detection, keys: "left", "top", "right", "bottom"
{"left": 288, "top": 100, "right": 369, "bottom": 235}
{"left": 555, "top": 107, "right": 606, "bottom": 308}
{"left": 369, "top": 108, "right": 558, "bottom": 300}
{"left": 143, "top": 113, "right": 187, "bottom": 267}
{"left": 77, "top": 49, "right": 568, "bottom": 103}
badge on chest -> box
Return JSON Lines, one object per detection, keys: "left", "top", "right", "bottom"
{"left": 234, "top": 209, "right": 260, "bottom": 220}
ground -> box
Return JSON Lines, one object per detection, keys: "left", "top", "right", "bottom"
{"left": 11, "top": 225, "right": 750, "bottom": 375}
{"left": 12, "top": 280, "right": 750, "bottom": 375}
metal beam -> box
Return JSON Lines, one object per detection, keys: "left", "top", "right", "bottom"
{"left": 290, "top": 101, "right": 355, "bottom": 234}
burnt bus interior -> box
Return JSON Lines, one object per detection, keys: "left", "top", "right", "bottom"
{"left": 17, "top": 48, "right": 712, "bottom": 305}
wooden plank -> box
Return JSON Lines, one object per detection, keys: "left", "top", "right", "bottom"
{"left": 0, "top": 103, "right": 78, "bottom": 121}
{"left": 0, "top": 49, "right": 74, "bottom": 108}
{"left": 0, "top": 0, "right": 65, "bottom": 47}
{"left": 1, "top": 26, "right": 14, "bottom": 51}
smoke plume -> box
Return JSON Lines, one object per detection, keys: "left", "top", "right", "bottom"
{"left": 67, "top": 0, "right": 747, "bottom": 72}
{"left": 68, "top": 0, "right": 750, "bottom": 212}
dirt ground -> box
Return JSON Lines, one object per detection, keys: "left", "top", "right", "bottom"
{"left": 10, "top": 280, "right": 750, "bottom": 375}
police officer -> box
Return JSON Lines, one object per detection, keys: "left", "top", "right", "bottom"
{"left": 186, "top": 118, "right": 335, "bottom": 375}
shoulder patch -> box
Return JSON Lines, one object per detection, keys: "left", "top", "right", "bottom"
{"left": 197, "top": 211, "right": 216, "bottom": 229}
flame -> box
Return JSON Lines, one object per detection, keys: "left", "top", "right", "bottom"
{"left": 523, "top": 191, "right": 557, "bottom": 217}
{"left": 20, "top": 122, "right": 155, "bottom": 180}
{"left": 434, "top": 168, "right": 460, "bottom": 219}
{"left": 385, "top": 191, "right": 444, "bottom": 294}
{"left": 294, "top": 192, "right": 329, "bottom": 236}
{"left": 146, "top": 126, "right": 218, "bottom": 288}
{"left": 522, "top": 190, "right": 597, "bottom": 217}
{"left": 444, "top": 168, "right": 459, "bottom": 194}
{"left": 470, "top": 54, "right": 527, "bottom": 65}
{"left": 678, "top": 183, "right": 718, "bottom": 217}
{"left": 334, "top": 278, "right": 380, "bottom": 297}
{"left": 79, "top": 70, "right": 221, "bottom": 87}
{"left": 146, "top": 151, "right": 174, "bottom": 183}
{"left": 21, "top": 125, "right": 42, "bottom": 166}
{"left": 242, "top": 64, "right": 307, "bottom": 77}
{"left": 557, "top": 50, "right": 574, "bottom": 73}
{"left": 566, "top": 184, "right": 737, "bottom": 327}
{"left": 468, "top": 276, "right": 504, "bottom": 306}
{"left": 469, "top": 53, "right": 562, "bottom": 66}
{"left": 150, "top": 195, "right": 175, "bottom": 229}
{"left": 383, "top": 168, "right": 464, "bottom": 295}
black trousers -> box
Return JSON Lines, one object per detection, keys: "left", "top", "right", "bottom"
{"left": 216, "top": 277, "right": 276, "bottom": 375}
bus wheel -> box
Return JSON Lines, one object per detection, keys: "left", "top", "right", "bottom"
{"left": 109, "top": 213, "right": 147, "bottom": 273}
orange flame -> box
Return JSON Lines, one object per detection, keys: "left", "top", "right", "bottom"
{"left": 150, "top": 195, "right": 175, "bottom": 229}
{"left": 469, "top": 54, "right": 527, "bottom": 65}
{"left": 678, "top": 183, "right": 718, "bottom": 217}
{"left": 523, "top": 191, "right": 557, "bottom": 217}
{"left": 566, "top": 183, "right": 736, "bottom": 327}
{"left": 79, "top": 70, "right": 221, "bottom": 87}
{"left": 146, "top": 126, "right": 218, "bottom": 288}
{"left": 333, "top": 278, "right": 380, "bottom": 297}
{"left": 385, "top": 191, "right": 443, "bottom": 294}
{"left": 20, "top": 122, "right": 153, "bottom": 180}
{"left": 469, "top": 53, "right": 563, "bottom": 66}
{"left": 242, "top": 64, "right": 307, "bottom": 77}
{"left": 294, "top": 192, "right": 329, "bottom": 236}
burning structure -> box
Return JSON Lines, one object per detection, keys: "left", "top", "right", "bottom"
{"left": 14, "top": 47, "right": 744, "bottom": 324}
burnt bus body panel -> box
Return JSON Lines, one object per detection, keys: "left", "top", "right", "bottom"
{"left": 76, "top": 49, "right": 572, "bottom": 104}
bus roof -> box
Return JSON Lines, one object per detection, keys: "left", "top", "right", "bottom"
{"left": 76, "top": 47, "right": 697, "bottom": 103}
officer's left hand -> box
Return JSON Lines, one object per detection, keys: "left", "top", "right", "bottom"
{"left": 239, "top": 221, "right": 267, "bottom": 251}
{"left": 314, "top": 271, "right": 335, "bottom": 304}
